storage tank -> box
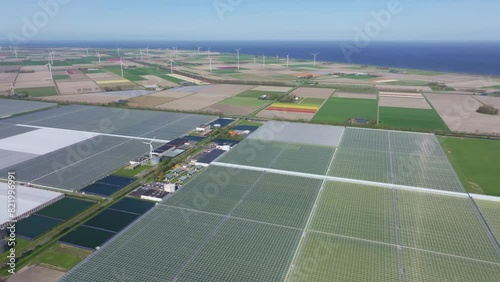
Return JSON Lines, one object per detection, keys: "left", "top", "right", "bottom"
{"left": 150, "top": 156, "right": 161, "bottom": 166}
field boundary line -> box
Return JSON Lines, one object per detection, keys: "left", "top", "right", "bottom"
{"left": 283, "top": 129, "right": 344, "bottom": 281}
{"left": 309, "top": 230, "right": 500, "bottom": 267}
{"left": 468, "top": 197, "right": 500, "bottom": 257}
{"left": 159, "top": 205, "right": 303, "bottom": 232}
{"left": 389, "top": 133, "right": 405, "bottom": 282}
{"left": 211, "top": 162, "right": 471, "bottom": 199}
{"left": 16, "top": 124, "right": 170, "bottom": 143}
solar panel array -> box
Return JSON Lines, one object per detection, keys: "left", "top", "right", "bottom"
{"left": 60, "top": 124, "right": 500, "bottom": 281}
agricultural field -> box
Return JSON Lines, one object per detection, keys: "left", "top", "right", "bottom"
{"left": 156, "top": 84, "right": 255, "bottom": 112}
{"left": 256, "top": 96, "right": 325, "bottom": 121}
{"left": 16, "top": 87, "right": 58, "bottom": 97}
{"left": 333, "top": 91, "right": 377, "bottom": 99}
{"left": 439, "top": 136, "right": 500, "bottom": 196}
{"left": 426, "top": 93, "right": 500, "bottom": 135}
{"left": 289, "top": 87, "right": 334, "bottom": 99}
{"left": 382, "top": 79, "right": 430, "bottom": 86}
{"left": 341, "top": 74, "right": 379, "bottom": 80}
{"left": 59, "top": 121, "right": 500, "bottom": 282}
{"left": 236, "top": 90, "right": 284, "bottom": 99}
{"left": 312, "top": 97, "right": 378, "bottom": 124}
{"left": 55, "top": 80, "right": 101, "bottom": 95}
{"left": 379, "top": 107, "right": 449, "bottom": 132}
{"left": 220, "top": 97, "right": 271, "bottom": 107}
{"left": 52, "top": 74, "right": 71, "bottom": 80}
{"left": 30, "top": 244, "right": 92, "bottom": 271}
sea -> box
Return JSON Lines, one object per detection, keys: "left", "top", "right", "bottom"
{"left": 4, "top": 40, "right": 500, "bottom": 76}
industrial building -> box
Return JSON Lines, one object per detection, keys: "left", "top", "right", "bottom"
{"left": 192, "top": 149, "right": 226, "bottom": 167}
{"left": 0, "top": 183, "right": 64, "bottom": 229}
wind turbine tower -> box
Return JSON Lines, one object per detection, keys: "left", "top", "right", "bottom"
{"left": 116, "top": 57, "right": 126, "bottom": 77}
{"left": 235, "top": 48, "right": 241, "bottom": 70}
{"left": 9, "top": 84, "right": 15, "bottom": 96}
{"left": 311, "top": 52, "right": 319, "bottom": 67}
{"left": 45, "top": 62, "right": 53, "bottom": 79}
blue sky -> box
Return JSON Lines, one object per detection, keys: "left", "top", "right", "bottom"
{"left": 1, "top": 0, "right": 499, "bottom": 41}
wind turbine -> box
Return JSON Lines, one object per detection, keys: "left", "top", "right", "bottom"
{"left": 146, "top": 46, "right": 149, "bottom": 56}
{"left": 46, "top": 50, "right": 54, "bottom": 65}
{"left": 142, "top": 137, "right": 157, "bottom": 158}
{"left": 139, "top": 49, "right": 144, "bottom": 61}
{"left": 14, "top": 48, "right": 18, "bottom": 59}
{"left": 209, "top": 57, "right": 213, "bottom": 73}
{"left": 173, "top": 47, "right": 178, "bottom": 60}
{"left": 116, "top": 57, "right": 126, "bottom": 77}
{"left": 207, "top": 46, "right": 211, "bottom": 57}
{"left": 45, "top": 62, "right": 53, "bottom": 79}
{"left": 197, "top": 46, "right": 202, "bottom": 53}
{"left": 311, "top": 52, "right": 319, "bottom": 67}
{"left": 96, "top": 51, "right": 101, "bottom": 63}
{"left": 168, "top": 53, "right": 175, "bottom": 74}
{"left": 286, "top": 54, "right": 290, "bottom": 68}
{"left": 235, "top": 48, "right": 241, "bottom": 70}
{"left": 253, "top": 56, "right": 257, "bottom": 64}
{"left": 84, "top": 48, "right": 89, "bottom": 56}
{"left": 9, "top": 83, "right": 16, "bottom": 96}
{"left": 117, "top": 47, "right": 121, "bottom": 56}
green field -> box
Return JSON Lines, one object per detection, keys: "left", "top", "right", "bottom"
{"left": 383, "top": 80, "right": 430, "bottom": 86}
{"left": 68, "top": 57, "right": 101, "bottom": 64}
{"left": 405, "top": 69, "right": 445, "bottom": 76}
{"left": 237, "top": 90, "right": 285, "bottom": 99}
{"left": 51, "top": 60, "right": 73, "bottom": 67}
{"left": 30, "top": 244, "right": 92, "bottom": 271}
{"left": 113, "top": 165, "right": 152, "bottom": 178}
{"left": 430, "top": 85, "right": 456, "bottom": 91}
{"left": 81, "top": 68, "right": 105, "bottom": 74}
{"left": 316, "top": 84, "right": 378, "bottom": 93}
{"left": 0, "top": 238, "right": 30, "bottom": 257}
{"left": 52, "top": 74, "right": 71, "bottom": 80}
{"left": 211, "top": 68, "right": 245, "bottom": 74}
{"left": 17, "top": 87, "right": 58, "bottom": 97}
{"left": 220, "top": 97, "right": 270, "bottom": 107}
{"left": 103, "top": 67, "right": 185, "bottom": 84}
{"left": 439, "top": 137, "right": 500, "bottom": 196}
{"left": 379, "top": 107, "right": 449, "bottom": 132}
{"left": 236, "top": 119, "right": 264, "bottom": 127}
{"left": 300, "top": 98, "right": 325, "bottom": 105}
{"left": 342, "top": 74, "right": 378, "bottom": 80}
{"left": 312, "top": 97, "right": 377, "bottom": 123}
